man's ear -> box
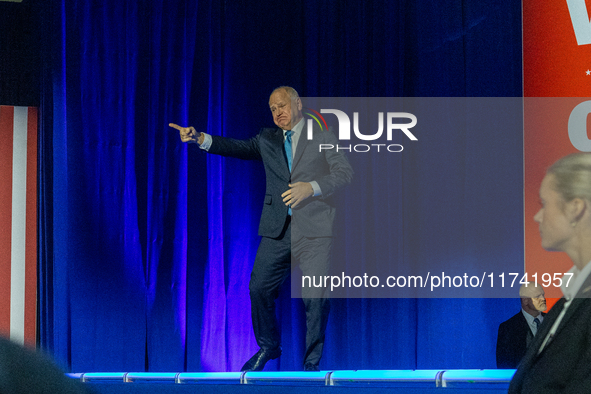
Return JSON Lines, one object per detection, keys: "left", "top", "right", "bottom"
{"left": 296, "top": 97, "right": 302, "bottom": 111}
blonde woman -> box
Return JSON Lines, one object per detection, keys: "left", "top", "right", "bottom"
{"left": 510, "top": 153, "right": 591, "bottom": 392}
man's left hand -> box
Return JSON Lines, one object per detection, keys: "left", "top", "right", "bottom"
{"left": 282, "top": 182, "right": 314, "bottom": 208}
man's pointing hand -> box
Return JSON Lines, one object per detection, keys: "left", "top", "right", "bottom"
{"left": 169, "top": 123, "right": 203, "bottom": 144}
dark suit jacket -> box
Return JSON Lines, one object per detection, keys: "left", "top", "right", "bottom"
{"left": 509, "top": 274, "right": 591, "bottom": 393}
{"left": 208, "top": 124, "right": 353, "bottom": 240}
{"left": 0, "top": 336, "right": 93, "bottom": 394}
{"left": 496, "top": 311, "right": 545, "bottom": 369}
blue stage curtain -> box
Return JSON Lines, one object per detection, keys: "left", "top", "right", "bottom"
{"left": 39, "top": 0, "right": 523, "bottom": 372}
{"left": 39, "top": 0, "right": 198, "bottom": 371}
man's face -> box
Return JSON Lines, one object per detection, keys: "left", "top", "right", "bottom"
{"left": 534, "top": 174, "right": 574, "bottom": 252}
{"left": 530, "top": 289, "right": 547, "bottom": 312}
{"left": 269, "top": 89, "right": 302, "bottom": 130}
{"left": 522, "top": 285, "right": 547, "bottom": 312}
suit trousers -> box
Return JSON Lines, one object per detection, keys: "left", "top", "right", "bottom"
{"left": 249, "top": 216, "right": 331, "bottom": 366}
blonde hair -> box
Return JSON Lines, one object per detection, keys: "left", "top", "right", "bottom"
{"left": 547, "top": 153, "right": 591, "bottom": 203}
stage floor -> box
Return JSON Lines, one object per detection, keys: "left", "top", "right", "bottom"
{"left": 72, "top": 370, "right": 515, "bottom": 394}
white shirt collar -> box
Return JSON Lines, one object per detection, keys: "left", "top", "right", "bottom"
{"left": 521, "top": 308, "right": 543, "bottom": 323}
{"left": 284, "top": 117, "right": 304, "bottom": 136}
{"left": 561, "top": 260, "right": 591, "bottom": 300}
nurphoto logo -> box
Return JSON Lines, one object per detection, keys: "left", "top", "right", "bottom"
{"left": 304, "top": 107, "right": 417, "bottom": 153}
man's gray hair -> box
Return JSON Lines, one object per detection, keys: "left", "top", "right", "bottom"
{"left": 271, "top": 86, "right": 300, "bottom": 100}
{"left": 519, "top": 282, "right": 542, "bottom": 297}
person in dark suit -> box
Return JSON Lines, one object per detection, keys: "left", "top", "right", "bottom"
{"left": 0, "top": 336, "right": 93, "bottom": 393}
{"left": 509, "top": 153, "right": 591, "bottom": 393}
{"left": 496, "top": 282, "right": 546, "bottom": 369}
{"left": 170, "top": 86, "right": 353, "bottom": 371}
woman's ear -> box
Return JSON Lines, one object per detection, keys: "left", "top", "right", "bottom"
{"left": 567, "top": 198, "right": 587, "bottom": 225}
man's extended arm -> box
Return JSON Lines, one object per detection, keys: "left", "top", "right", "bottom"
{"left": 169, "top": 123, "right": 262, "bottom": 161}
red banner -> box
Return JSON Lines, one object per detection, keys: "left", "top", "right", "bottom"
{"left": 523, "top": 0, "right": 591, "bottom": 303}
{"left": 0, "top": 106, "right": 37, "bottom": 347}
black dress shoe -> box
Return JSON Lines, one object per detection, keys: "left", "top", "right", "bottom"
{"left": 240, "top": 347, "right": 282, "bottom": 371}
{"left": 304, "top": 363, "right": 319, "bottom": 371}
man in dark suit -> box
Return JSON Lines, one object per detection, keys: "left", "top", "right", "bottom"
{"left": 170, "top": 86, "right": 353, "bottom": 371}
{"left": 496, "top": 282, "right": 546, "bottom": 369}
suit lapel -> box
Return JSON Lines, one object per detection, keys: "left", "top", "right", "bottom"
{"left": 513, "top": 298, "right": 564, "bottom": 378}
{"left": 511, "top": 276, "right": 591, "bottom": 391}
{"left": 291, "top": 126, "right": 309, "bottom": 172}
{"left": 544, "top": 279, "right": 591, "bottom": 341}
{"left": 274, "top": 128, "right": 290, "bottom": 181}
{"left": 529, "top": 276, "right": 591, "bottom": 359}
{"left": 549, "top": 298, "right": 584, "bottom": 338}
{"left": 522, "top": 312, "right": 534, "bottom": 348}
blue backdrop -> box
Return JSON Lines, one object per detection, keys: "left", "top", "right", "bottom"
{"left": 36, "top": 0, "right": 523, "bottom": 372}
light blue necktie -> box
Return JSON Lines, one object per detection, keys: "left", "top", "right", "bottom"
{"left": 285, "top": 130, "right": 293, "bottom": 215}
{"left": 285, "top": 130, "right": 293, "bottom": 171}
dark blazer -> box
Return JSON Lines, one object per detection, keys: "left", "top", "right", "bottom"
{"left": 496, "top": 311, "right": 545, "bottom": 369}
{"left": 208, "top": 124, "right": 353, "bottom": 240}
{"left": 0, "top": 336, "right": 92, "bottom": 393}
{"left": 509, "top": 274, "right": 591, "bottom": 393}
